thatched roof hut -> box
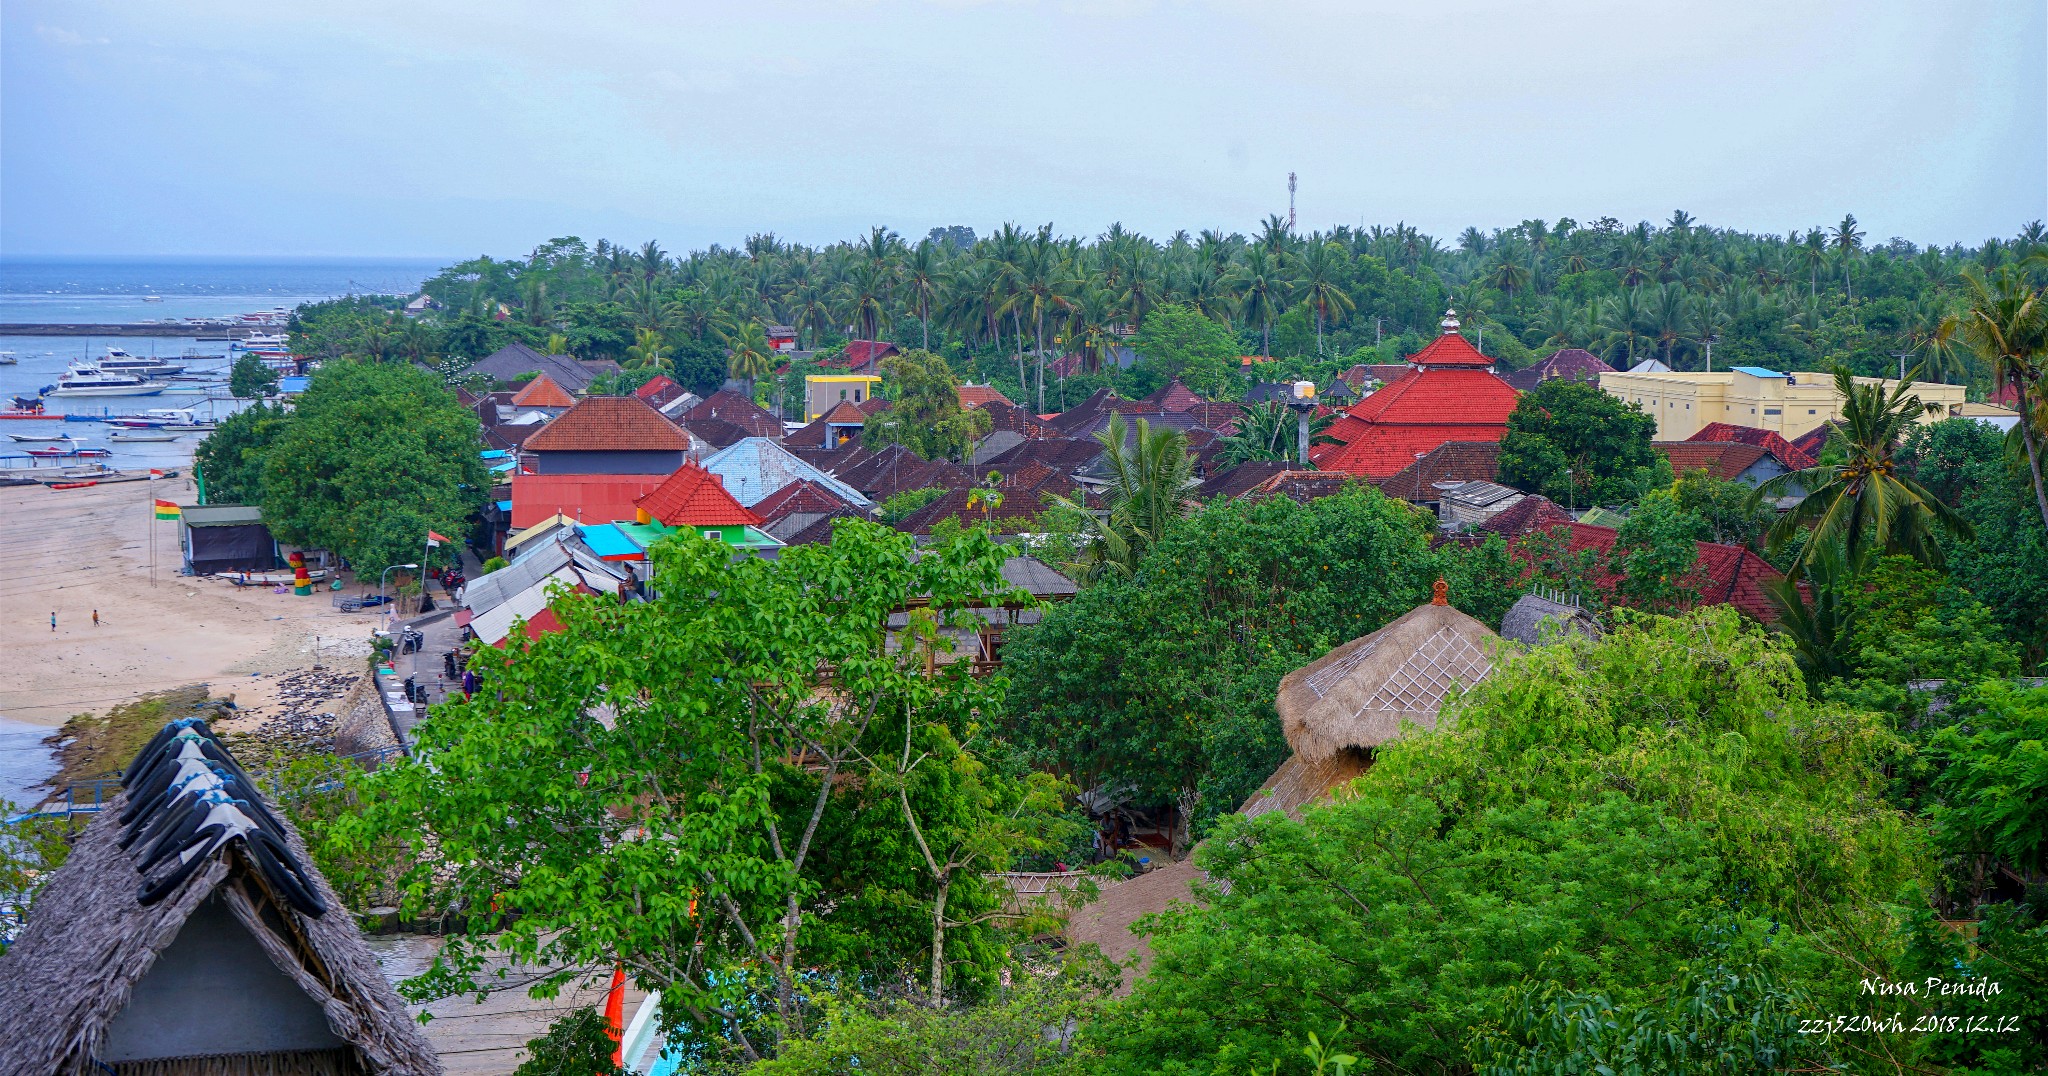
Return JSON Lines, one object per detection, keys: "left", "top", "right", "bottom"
{"left": 0, "top": 721, "right": 439, "bottom": 1076}
{"left": 1274, "top": 594, "right": 1498, "bottom": 762}
{"left": 1501, "top": 592, "right": 1602, "bottom": 646}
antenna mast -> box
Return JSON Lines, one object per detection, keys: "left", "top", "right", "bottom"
{"left": 1287, "top": 172, "right": 1297, "bottom": 230}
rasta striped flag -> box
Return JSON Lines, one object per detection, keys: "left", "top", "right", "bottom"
{"left": 154, "top": 499, "right": 181, "bottom": 521}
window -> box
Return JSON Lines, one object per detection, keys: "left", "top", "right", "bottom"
{"left": 839, "top": 389, "right": 848, "bottom": 400}
{"left": 1764, "top": 408, "right": 1781, "bottom": 415}
{"left": 1809, "top": 409, "right": 1816, "bottom": 415}
{"left": 855, "top": 389, "right": 863, "bottom": 401}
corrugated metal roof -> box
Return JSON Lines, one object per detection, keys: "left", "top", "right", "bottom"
{"left": 178, "top": 505, "right": 265, "bottom": 527}
{"left": 701, "top": 437, "right": 872, "bottom": 508}
{"left": 579, "top": 523, "right": 645, "bottom": 560}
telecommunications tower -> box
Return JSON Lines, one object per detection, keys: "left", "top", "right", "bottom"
{"left": 1287, "top": 172, "right": 1297, "bottom": 230}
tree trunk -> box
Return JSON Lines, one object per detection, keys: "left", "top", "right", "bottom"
{"left": 2016, "top": 390, "right": 2048, "bottom": 534}
{"left": 1315, "top": 307, "right": 1324, "bottom": 356}
{"left": 929, "top": 876, "right": 950, "bottom": 1009}
{"left": 1035, "top": 310, "right": 1046, "bottom": 414}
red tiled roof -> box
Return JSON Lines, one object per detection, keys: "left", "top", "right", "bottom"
{"left": 957, "top": 385, "right": 1013, "bottom": 409}
{"left": 1243, "top": 470, "right": 1362, "bottom": 504}
{"left": 684, "top": 389, "right": 783, "bottom": 438}
{"left": 820, "top": 340, "right": 899, "bottom": 371}
{"left": 1405, "top": 331, "right": 1497, "bottom": 369}
{"left": 634, "top": 374, "right": 679, "bottom": 399}
{"left": 1184, "top": 401, "right": 1245, "bottom": 433}
{"left": 1309, "top": 343, "right": 1519, "bottom": 478}
{"left": 1506, "top": 348, "right": 1613, "bottom": 392}
{"left": 523, "top": 396, "right": 692, "bottom": 453}
{"left": 1686, "top": 422, "right": 1816, "bottom": 470}
{"left": 750, "top": 479, "right": 856, "bottom": 522}
{"left": 1139, "top": 379, "right": 1206, "bottom": 413}
{"left": 894, "top": 464, "right": 1079, "bottom": 534}
{"left": 511, "top": 373, "right": 577, "bottom": 408}
{"left": 1474, "top": 494, "right": 1577, "bottom": 536}
{"left": 635, "top": 462, "right": 762, "bottom": 528}
{"left": 1656, "top": 441, "right": 1771, "bottom": 481}
{"left": 1378, "top": 441, "right": 1504, "bottom": 500}
{"left": 1787, "top": 422, "right": 1837, "bottom": 460}
{"left": 509, "top": 472, "right": 670, "bottom": 528}
{"left": 1199, "top": 460, "right": 1294, "bottom": 499}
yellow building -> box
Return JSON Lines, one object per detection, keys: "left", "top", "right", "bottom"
{"left": 803, "top": 374, "right": 882, "bottom": 422}
{"left": 1597, "top": 366, "right": 1966, "bottom": 440}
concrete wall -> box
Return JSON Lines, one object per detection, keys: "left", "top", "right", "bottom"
{"left": 1600, "top": 369, "right": 1967, "bottom": 440}
{"left": 531, "top": 449, "right": 686, "bottom": 475}
{"left": 99, "top": 897, "right": 346, "bottom": 1061}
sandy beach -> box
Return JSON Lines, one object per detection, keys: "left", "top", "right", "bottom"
{"left": 0, "top": 475, "right": 384, "bottom": 729}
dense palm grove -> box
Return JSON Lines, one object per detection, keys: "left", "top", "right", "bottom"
{"left": 298, "top": 214, "right": 2048, "bottom": 416}
{"left": 214, "top": 216, "right": 2048, "bottom": 1073}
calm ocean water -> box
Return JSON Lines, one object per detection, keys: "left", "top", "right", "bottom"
{"left": 0, "top": 256, "right": 449, "bottom": 324}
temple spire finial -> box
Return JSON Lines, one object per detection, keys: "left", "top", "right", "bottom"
{"left": 1440, "top": 308, "right": 1460, "bottom": 333}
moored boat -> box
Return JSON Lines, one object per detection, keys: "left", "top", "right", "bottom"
{"left": 8, "top": 433, "right": 78, "bottom": 444}
{"left": 49, "top": 362, "right": 167, "bottom": 398}
{"left": 108, "top": 430, "right": 181, "bottom": 442}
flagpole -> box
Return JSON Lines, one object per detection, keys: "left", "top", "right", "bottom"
{"left": 148, "top": 471, "right": 157, "bottom": 588}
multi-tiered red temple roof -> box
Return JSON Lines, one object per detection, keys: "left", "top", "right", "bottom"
{"left": 1310, "top": 312, "right": 1521, "bottom": 478}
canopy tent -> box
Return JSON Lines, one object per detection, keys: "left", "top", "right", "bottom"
{"left": 178, "top": 505, "right": 282, "bottom": 576}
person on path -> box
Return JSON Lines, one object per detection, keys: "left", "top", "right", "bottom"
{"left": 92, "top": 609, "right": 100, "bottom": 628}
{"left": 50, "top": 611, "right": 57, "bottom": 633}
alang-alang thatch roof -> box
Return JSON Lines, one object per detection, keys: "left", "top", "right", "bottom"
{"left": 1274, "top": 595, "right": 1498, "bottom": 761}
{"left": 0, "top": 720, "right": 439, "bottom": 1076}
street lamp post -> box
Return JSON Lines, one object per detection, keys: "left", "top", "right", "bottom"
{"left": 1287, "top": 380, "right": 1318, "bottom": 466}
{"left": 379, "top": 563, "right": 420, "bottom": 627}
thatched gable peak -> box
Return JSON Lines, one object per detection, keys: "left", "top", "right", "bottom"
{"left": 0, "top": 720, "right": 439, "bottom": 1075}
{"left": 1275, "top": 601, "right": 1498, "bottom": 761}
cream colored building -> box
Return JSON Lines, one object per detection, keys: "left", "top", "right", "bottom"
{"left": 1597, "top": 366, "right": 1967, "bottom": 440}
{"left": 803, "top": 374, "right": 882, "bottom": 422}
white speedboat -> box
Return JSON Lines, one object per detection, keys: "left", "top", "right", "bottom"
{"left": 48, "top": 362, "right": 167, "bottom": 397}
{"left": 0, "top": 351, "right": 16, "bottom": 365}
{"left": 110, "top": 430, "right": 181, "bottom": 442}
{"left": 97, "top": 346, "right": 185, "bottom": 376}
{"left": 8, "top": 433, "right": 77, "bottom": 444}
{"left": 232, "top": 332, "right": 290, "bottom": 353}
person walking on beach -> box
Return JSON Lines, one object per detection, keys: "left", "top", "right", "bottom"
{"left": 50, "top": 611, "right": 57, "bottom": 633}
{"left": 92, "top": 609, "right": 100, "bottom": 628}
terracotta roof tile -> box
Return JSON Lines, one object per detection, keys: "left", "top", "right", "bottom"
{"left": 957, "top": 385, "right": 1013, "bottom": 409}
{"left": 1309, "top": 347, "right": 1519, "bottom": 478}
{"left": 683, "top": 389, "right": 783, "bottom": 438}
{"left": 634, "top": 462, "right": 763, "bottom": 527}
{"left": 1474, "top": 494, "right": 1577, "bottom": 537}
{"left": 509, "top": 472, "right": 670, "bottom": 528}
{"left": 1686, "top": 422, "right": 1816, "bottom": 470}
{"left": 511, "top": 373, "right": 577, "bottom": 408}
{"left": 1199, "top": 461, "right": 1294, "bottom": 499}
{"left": 634, "top": 375, "right": 678, "bottom": 400}
{"left": 1378, "top": 441, "right": 1504, "bottom": 500}
{"left": 524, "top": 396, "right": 693, "bottom": 453}
{"left": 749, "top": 478, "right": 857, "bottom": 522}
{"left": 1138, "top": 378, "right": 1206, "bottom": 413}
{"left": 1505, "top": 348, "right": 1613, "bottom": 392}
{"left": 1656, "top": 441, "right": 1770, "bottom": 481}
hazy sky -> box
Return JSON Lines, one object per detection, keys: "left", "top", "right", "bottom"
{"left": 4, "top": 1, "right": 2043, "bottom": 258}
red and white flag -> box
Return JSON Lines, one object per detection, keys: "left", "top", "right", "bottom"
{"left": 148, "top": 468, "right": 164, "bottom": 478}
{"left": 427, "top": 530, "right": 450, "bottom": 548}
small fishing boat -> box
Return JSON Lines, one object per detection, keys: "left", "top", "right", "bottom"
{"left": 228, "top": 569, "right": 328, "bottom": 587}
{"left": 109, "top": 430, "right": 181, "bottom": 442}
{"left": 27, "top": 446, "right": 112, "bottom": 458}
{"left": 0, "top": 351, "right": 16, "bottom": 365}
{"left": 48, "top": 481, "right": 98, "bottom": 490}
{"left": 8, "top": 433, "right": 78, "bottom": 444}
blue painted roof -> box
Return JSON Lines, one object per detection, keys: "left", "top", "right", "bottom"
{"left": 700, "top": 436, "right": 872, "bottom": 508}
{"left": 277, "top": 376, "right": 311, "bottom": 393}
{"left": 1731, "top": 366, "right": 1786, "bottom": 378}
{"left": 481, "top": 449, "right": 510, "bottom": 460}
{"left": 578, "top": 523, "right": 644, "bottom": 560}
{"left": 495, "top": 499, "right": 512, "bottom": 512}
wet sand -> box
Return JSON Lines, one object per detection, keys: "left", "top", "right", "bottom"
{"left": 0, "top": 477, "right": 384, "bottom": 729}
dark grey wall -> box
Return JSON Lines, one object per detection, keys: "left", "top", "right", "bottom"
{"left": 532, "top": 449, "right": 685, "bottom": 475}
{"left": 99, "top": 897, "right": 347, "bottom": 1061}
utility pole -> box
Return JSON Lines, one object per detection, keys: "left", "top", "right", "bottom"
{"left": 1287, "top": 172, "right": 1297, "bottom": 231}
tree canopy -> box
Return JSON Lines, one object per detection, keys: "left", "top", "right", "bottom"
{"left": 1497, "top": 379, "right": 1667, "bottom": 508}
{"left": 862, "top": 349, "right": 993, "bottom": 463}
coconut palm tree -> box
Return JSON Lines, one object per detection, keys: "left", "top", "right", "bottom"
{"left": 900, "top": 238, "right": 948, "bottom": 349}
{"left": 1763, "top": 540, "right": 1857, "bottom": 683}
{"left": 1599, "top": 288, "right": 1652, "bottom": 366}
{"left": 720, "top": 321, "right": 774, "bottom": 397}
{"left": 1228, "top": 246, "right": 1294, "bottom": 358}
{"left": 1295, "top": 241, "right": 1354, "bottom": 355}
{"left": 1948, "top": 265, "right": 2048, "bottom": 531}
{"left": 1831, "top": 214, "right": 1866, "bottom": 301}
{"left": 1215, "top": 399, "right": 1336, "bottom": 466}
{"left": 1046, "top": 412, "right": 1197, "bottom": 582}
{"left": 1758, "top": 367, "right": 1971, "bottom": 570}
{"left": 1648, "top": 282, "right": 1691, "bottom": 368}
{"left": 623, "top": 327, "right": 670, "bottom": 372}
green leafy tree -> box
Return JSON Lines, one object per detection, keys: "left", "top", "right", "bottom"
{"left": 623, "top": 326, "right": 671, "bottom": 372}
{"left": 1213, "top": 399, "right": 1335, "bottom": 467}
{"left": 863, "top": 350, "right": 993, "bottom": 464}
{"left": 194, "top": 402, "right": 292, "bottom": 505}
{"left": 1659, "top": 470, "right": 1772, "bottom": 547}
{"left": 1005, "top": 487, "right": 1460, "bottom": 827}
{"left": 1759, "top": 367, "right": 1970, "bottom": 571}
{"left": 1129, "top": 303, "right": 1239, "bottom": 398}
{"left": 227, "top": 353, "right": 280, "bottom": 399}
{"left": 1086, "top": 609, "right": 1922, "bottom": 1075}
{"left": 721, "top": 320, "right": 775, "bottom": 395}
{"left": 1497, "top": 379, "right": 1668, "bottom": 508}
{"left": 1046, "top": 412, "right": 1196, "bottom": 583}
{"left": 331, "top": 521, "right": 1049, "bottom": 1063}
{"left": 1610, "top": 493, "right": 1702, "bottom": 613}
{"left": 512, "top": 1008, "right": 626, "bottom": 1076}
{"left": 1950, "top": 265, "right": 2048, "bottom": 532}
{"left": 258, "top": 361, "right": 488, "bottom": 573}
{"left": 877, "top": 486, "right": 949, "bottom": 524}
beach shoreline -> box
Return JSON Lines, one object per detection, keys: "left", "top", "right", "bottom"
{"left": 0, "top": 477, "right": 384, "bottom": 730}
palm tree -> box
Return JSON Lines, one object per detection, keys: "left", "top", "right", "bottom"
{"left": 1004, "top": 232, "right": 1071, "bottom": 412}
{"left": 1485, "top": 244, "right": 1534, "bottom": 301}
{"left": 1683, "top": 294, "right": 1727, "bottom": 371}
{"left": 900, "top": 238, "right": 948, "bottom": 349}
{"left": 1118, "top": 245, "right": 1167, "bottom": 329}
{"left": 1831, "top": 214, "right": 1866, "bottom": 302}
{"left": 1648, "top": 282, "right": 1691, "bottom": 368}
{"left": 1948, "top": 266, "right": 2048, "bottom": 531}
{"left": 1763, "top": 541, "right": 1857, "bottom": 683}
{"left": 1295, "top": 241, "right": 1354, "bottom": 355}
{"left": 1216, "top": 399, "right": 1336, "bottom": 466}
{"left": 1228, "top": 246, "right": 1293, "bottom": 358}
{"left": 623, "top": 327, "right": 670, "bottom": 372}
{"left": 1758, "top": 367, "right": 1971, "bottom": 570}
{"left": 1046, "top": 413, "right": 1197, "bottom": 582}
{"left": 720, "top": 321, "right": 774, "bottom": 397}
{"left": 1799, "top": 228, "right": 1829, "bottom": 299}
{"left": 1599, "top": 288, "right": 1651, "bottom": 366}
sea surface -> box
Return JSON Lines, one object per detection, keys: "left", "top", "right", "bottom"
{"left": 0, "top": 716, "right": 58, "bottom": 812}
{"left": 0, "top": 256, "right": 448, "bottom": 325}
